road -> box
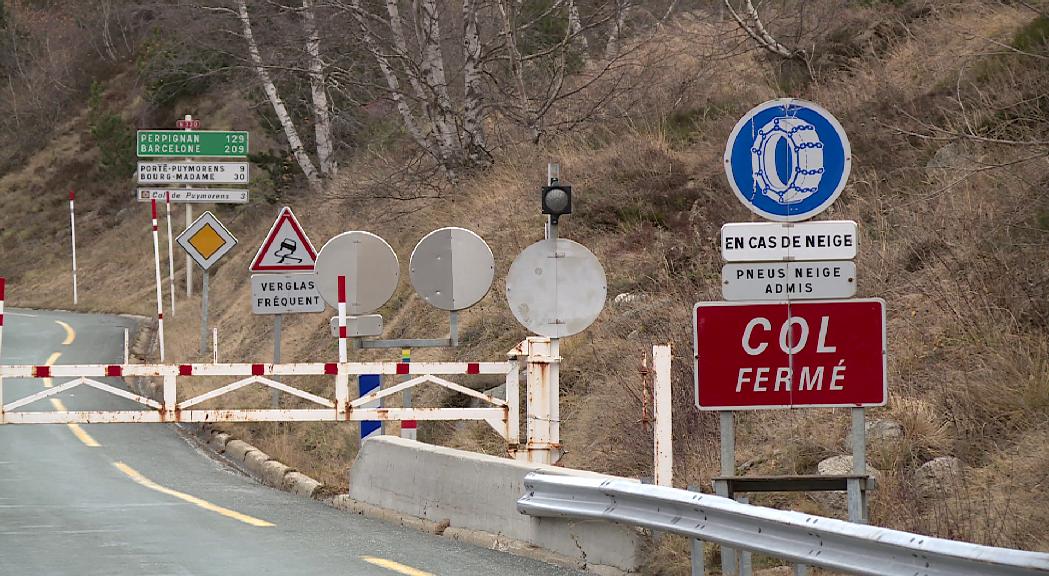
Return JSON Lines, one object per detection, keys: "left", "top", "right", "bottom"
{"left": 0, "top": 309, "right": 581, "bottom": 576}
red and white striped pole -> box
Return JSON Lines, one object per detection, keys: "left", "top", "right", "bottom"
{"left": 150, "top": 200, "right": 166, "bottom": 362}
{"left": 165, "top": 191, "right": 176, "bottom": 316}
{"left": 69, "top": 190, "right": 78, "bottom": 305}
{"left": 334, "top": 275, "right": 349, "bottom": 419}
{"left": 337, "top": 275, "right": 348, "bottom": 363}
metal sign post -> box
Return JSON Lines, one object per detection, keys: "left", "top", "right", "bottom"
{"left": 272, "top": 314, "right": 282, "bottom": 407}
{"left": 183, "top": 117, "right": 193, "bottom": 299}
{"left": 545, "top": 163, "right": 562, "bottom": 465}
{"left": 186, "top": 204, "right": 193, "bottom": 298}
{"left": 69, "top": 190, "right": 78, "bottom": 306}
{"left": 400, "top": 348, "right": 416, "bottom": 440}
{"left": 165, "top": 191, "right": 176, "bottom": 316}
{"left": 200, "top": 269, "right": 209, "bottom": 355}
{"left": 0, "top": 278, "right": 6, "bottom": 418}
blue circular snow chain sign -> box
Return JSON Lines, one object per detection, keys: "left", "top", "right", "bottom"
{"left": 724, "top": 99, "right": 852, "bottom": 222}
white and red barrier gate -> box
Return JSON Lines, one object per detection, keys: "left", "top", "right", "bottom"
{"left": 0, "top": 277, "right": 578, "bottom": 463}
{"left": 0, "top": 361, "right": 519, "bottom": 443}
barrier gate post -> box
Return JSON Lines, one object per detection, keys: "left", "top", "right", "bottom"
{"left": 0, "top": 278, "right": 5, "bottom": 423}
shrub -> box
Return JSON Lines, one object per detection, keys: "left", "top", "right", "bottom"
{"left": 137, "top": 33, "right": 229, "bottom": 108}
{"left": 87, "top": 80, "right": 135, "bottom": 180}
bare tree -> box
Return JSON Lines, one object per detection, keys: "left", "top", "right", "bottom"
{"left": 462, "top": 0, "right": 488, "bottom": 165}
{"left": 723, "top": 0, "right": 799, "bottom": 59}
{"left": 336, "top": 0, "right": 649, "bottom": 178}
{"left": 301, "top": 0, "right": 337, "bottom": 178}
{"left": 235, "top": 0, "right": 321, "bottom": 191}
{"left": 604, "top": 0, "right": 631, "bottom": 60}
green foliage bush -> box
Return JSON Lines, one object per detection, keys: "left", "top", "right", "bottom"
{"left": 517, "top": 0, "right": 585, "bottom": 74}
{"left": 87, "top": 81, "right": 135, "bottom": 180}
{"left": 1012, "top": 15, "right": 1049, "bottom": 51}
{"left": 137, "top": 33, "right": 229, "bottom": 108}
{"left": 248, "top": 150, "right": 295, "bottom": 203}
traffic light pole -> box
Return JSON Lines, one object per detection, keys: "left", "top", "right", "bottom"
{"left": 546, "top": 162, "right": 562, "bottom": 464}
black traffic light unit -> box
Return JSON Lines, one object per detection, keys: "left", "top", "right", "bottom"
{"left": 541, "top": 184, "right": 572, "bottom": 224}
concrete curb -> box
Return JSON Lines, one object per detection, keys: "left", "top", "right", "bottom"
{"left": 327, "top": 495, "right": 632, "bottom": 576}
{"left": 189, "top": 423, "right": 324, "bottom": 500}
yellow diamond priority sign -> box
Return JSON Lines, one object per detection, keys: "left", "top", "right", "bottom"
{"left": 177, "top": 211, "right": 237, "bottom": 270}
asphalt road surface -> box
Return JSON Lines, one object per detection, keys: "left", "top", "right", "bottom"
{"left": 0, "top": 309, "right": 582, "bottom": 576}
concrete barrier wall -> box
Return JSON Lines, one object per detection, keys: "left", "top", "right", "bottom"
{"left": 348, "top": 436, "right": 644, "bottom": 574}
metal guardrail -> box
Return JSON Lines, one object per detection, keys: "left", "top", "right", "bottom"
{"left": 517, "top": 473, "right": 1049, "bottom": 576}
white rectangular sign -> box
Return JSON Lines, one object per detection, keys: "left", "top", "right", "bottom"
{"left": 251, "top": 273, "right": 324, "bottom": 315}
{"left": 136, "top": 188, "right": 249, "bottom": 204}
{"left": 722, "top": 261, "right": 856, "bottom": 301}
{"left": 721, "top": 220, "right": 858, "bottom": 262}
{"left": 329, "top": 314, "right": 384, "bottom": 338}
{"left": 138, "top": 162, "right": 249, "bottom": 185}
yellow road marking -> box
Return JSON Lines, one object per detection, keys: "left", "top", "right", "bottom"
{"left": 112, "top": 462, "right": 274, "bottom": 528}
{"left": 66, "top": 424, "right": 100, "bottom": 447}
{"left": 49, "top": 398, "right": 100, "bottom": 447}
{"left": 42, "top": 352, "right": 61, "bottom": 388}
{"left": 55, "top": 320, "right": 75, "bottom": 345}
{"left": 360, "top": 557, "right": 434, "bottom": 576}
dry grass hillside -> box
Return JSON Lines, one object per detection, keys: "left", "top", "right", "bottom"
{"left": 1, "top": 1, "right": 1048, "bottom": 573}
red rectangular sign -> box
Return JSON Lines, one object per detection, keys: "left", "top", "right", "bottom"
{"left": 693, "top": 299, "right": 886, "bottom": 410}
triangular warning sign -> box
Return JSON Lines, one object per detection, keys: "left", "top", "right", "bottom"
{"left": 250, "top": 207, "right": 318, "bottom": 272}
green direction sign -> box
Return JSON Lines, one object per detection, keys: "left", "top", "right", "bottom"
{"left": 137, "top": 130, "right": 249, "bottom": 158}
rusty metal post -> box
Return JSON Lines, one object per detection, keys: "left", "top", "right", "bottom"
{"left": 506, "top": 354, "right": 521, "bottom": 455}
{"left": 653, "top": 344, "right": 673, "bottom": 487}
{"left": 548, "top": 338, "right": 561, "bottom": 463}
{"left": 163, "top": 373, "right": 176, "bottom": 421}
{"left": 519, "top": 336, "right": 556, "bottom": 464}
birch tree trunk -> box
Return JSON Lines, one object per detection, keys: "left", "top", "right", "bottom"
{"left": 384, "top": 0, "right": 459, "bottom": 170}
{"left": 723, "top": 0, "right": 796, "bottom": 58}
{"left": 567, "top": 0, "right": 588, "bottom": 58}
{"left": 604, "top": 0, "right": 630, "bottom": 61}
{"left": 301, "top": 0, "right": 336, "bottom": 178}
{"left": 348, "top": 0, "right": 436, "bottom": 158}
{"left": 498, "top": 0, "right": 539, "bottom": 142}
{"left": 462, "top": 0, "right": 489, "bottom": 165}
{"left": 236, "top": 0, "right": 321, "bottom": 191}
{"left": 417, "top": 0, "right": 462, "bottom": 167}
